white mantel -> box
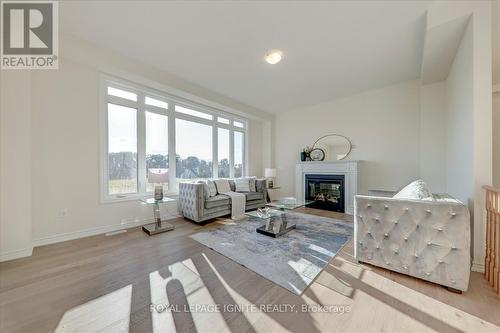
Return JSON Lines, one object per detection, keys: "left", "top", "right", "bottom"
{"left": 295, "top": 161, "right": 359, "bottom": 215}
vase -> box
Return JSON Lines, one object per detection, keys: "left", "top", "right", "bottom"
{"left": 300, "top": 151, "right": 306, "bottom": 161}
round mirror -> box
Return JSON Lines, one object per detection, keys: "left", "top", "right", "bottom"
{"left": 312, "top": 134, "right": 352, "bottom": 161}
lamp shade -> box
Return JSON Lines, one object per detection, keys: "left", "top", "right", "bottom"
{"left": 148, "top": 168, "right": 169, "bottom": 183}
{"left": 264, "top": 168, "right": 276, "bottom": 178}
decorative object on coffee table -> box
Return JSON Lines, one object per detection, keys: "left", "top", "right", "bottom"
{"left": 250, "top": 197, "right": 313, "bottom": 238}
{"left": 141, "top": 197, "right": 175, "bottom": 235}
{"left": 300, "top": 150, "right": 307, "bottom": 161}
{"left": 265, "top": 168, "right": 276, "bottom": 188}
{"left": 148, "top": 169, "right": 168, "bottom": 200}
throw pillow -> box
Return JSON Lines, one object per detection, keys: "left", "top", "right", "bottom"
{"left": 235, "top": 178, "right": 251, "bottom": 192}
{"left": 214, "top": 179, "right": 231, "bottom": 193}
{"left": 206, "top": 180, "right": 217, "bottom": 197}
{"left": 393, "top": 179, "right": 434, "bottom": 201}
{"left": 248, "top": 176, "right": 257, "bottom": 192}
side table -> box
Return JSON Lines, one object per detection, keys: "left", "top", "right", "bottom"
{"left": 266, "top": 186, "right": 281, "bottom": 202}
{"left": 141, "top": 197, "right": 176, "bottom": 235}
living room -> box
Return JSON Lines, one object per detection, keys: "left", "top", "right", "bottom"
{"left": 1, "top": 0, "right": 499, "bottom": 332}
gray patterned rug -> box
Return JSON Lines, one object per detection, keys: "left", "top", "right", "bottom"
{"left": 190, "top": 211, "right": 353, "bottom": 295}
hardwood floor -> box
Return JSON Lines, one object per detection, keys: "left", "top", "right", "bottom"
{"left": 1, "top": 208, "right": 499, "bottom": 333}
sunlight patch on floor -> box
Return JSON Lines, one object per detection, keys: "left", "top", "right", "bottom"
{"left": 319, "top": 257, "right": 500, "bottom": 332}
{"left": 149, "top": 258, "right": 229, "bottom": 333}
{"left": 312, "top": 269, "right": 355, "bottom": 298}
{"left": 55, "top": 285, "right": 132, "bottom": 332}
{"left": 287, "top": 257, "right": 315, "bottom": 288}
{"left": 308, "top": 243, "right": 335, "bottom": 257}
{"left": 201, "top": 253, "right": 292, "bottom": 333}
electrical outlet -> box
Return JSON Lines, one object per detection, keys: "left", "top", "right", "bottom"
{"left": 57, "top": 209, "right": 68, "bottom": 218}
{"left": 120, "top": 218, "right": 137, "bottom": 225}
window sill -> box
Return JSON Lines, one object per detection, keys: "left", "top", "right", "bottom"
{"left": 101, "top": 191, "right": 179, "bottom": 204}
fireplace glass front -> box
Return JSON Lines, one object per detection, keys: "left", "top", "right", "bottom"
{"left": 305, "top": 174, "right": 345, "bottom": 212}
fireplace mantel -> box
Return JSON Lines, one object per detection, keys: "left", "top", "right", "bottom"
{"left": 295, "top": 161, "right": 359, "bottom": 215}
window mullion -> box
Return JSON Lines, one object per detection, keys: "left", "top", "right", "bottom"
{"left": 168, "top": 103, "right": 177, "bottom": 191}
{"left": 229, "top": 129, "right": 234, "bottom": 178}
{"left": 137, "top": 93, "right": 146, "bottom": 194}
{"left": 212, "top": 122, "right": 218, "bottom": 178}
{"left": 244, "top": 133, "right": 247, "bottom": 176}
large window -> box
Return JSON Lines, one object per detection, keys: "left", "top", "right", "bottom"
{"left": 145, "top": 111, "right": 168, "bottom": 192}
{"left": 102, "top": 78, "right": 247, "bottom": 201}
{"left": 175, "top": 119, "right": 213, "bottom": 179}
{"left": 107, "top": 103, "right": 138, "bottom": 195}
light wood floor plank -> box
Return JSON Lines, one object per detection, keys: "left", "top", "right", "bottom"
{"left": 0, "top": 209, "right": 499, "bottom": 333}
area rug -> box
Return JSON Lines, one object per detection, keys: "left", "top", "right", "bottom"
{"left": 190, "top": 211, "right": 353, "bottom": 295}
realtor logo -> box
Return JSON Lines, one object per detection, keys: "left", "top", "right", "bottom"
{"left": 1, "top": 1, "right": 58, "bottom": 69}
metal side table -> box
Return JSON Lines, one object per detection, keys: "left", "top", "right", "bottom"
{"left": 141, "top": 197, "right": 176, "bottom": 235}
{"left": 265, "top": 186, "right": 281, "bottom": 202}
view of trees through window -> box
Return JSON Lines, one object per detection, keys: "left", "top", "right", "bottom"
{"left": 175, "top": 119, "right": 213, "bottom": 179}
{"left": 107, "top": 103, "right": 138, "bottom": 195}
{"left": 218, "top": 128, "right": 230, "bottom": 177}
{"left": 234, "top": 131, "right": 244, "bottom": 177}
{"left": 146, "top": 111, "right": 169, "bottom": 192}
{"left": 104, "top": 82, "right": 246, "bottom": 199}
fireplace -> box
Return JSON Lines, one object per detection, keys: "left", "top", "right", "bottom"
{"left": 296, "top": 161, "right": 358, "bottom": 214}
{"left": 305, "top": 174, "right": 345, "bottom": 212}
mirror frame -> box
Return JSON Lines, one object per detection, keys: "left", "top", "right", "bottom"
{"left": 312, "top": 134, "right": 353, "bottom": 161}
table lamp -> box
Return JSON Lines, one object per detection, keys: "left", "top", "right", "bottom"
{"left": 148, "top": 169, "right": 168, "bottom": 200}
{"left": 265, "top": 168, "right": 276, "bottom": 188}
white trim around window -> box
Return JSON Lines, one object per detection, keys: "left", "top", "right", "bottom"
{"left": 99, "top": 74, "right": 248, "bottom": 203}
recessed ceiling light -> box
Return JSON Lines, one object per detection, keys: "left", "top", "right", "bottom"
{"left": 265, "top": 50, "right": 283, "bottom": 65}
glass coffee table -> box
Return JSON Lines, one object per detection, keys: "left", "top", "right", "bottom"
{"left": 246, "top": 198, "right": 312, "bottom": 238}
{"left": 266, "top": 198, "right": 313, "bottom": 211}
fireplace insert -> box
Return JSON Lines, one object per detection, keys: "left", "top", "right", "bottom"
{"left": 305, "top": 174, "right": 345, "bottom": 212}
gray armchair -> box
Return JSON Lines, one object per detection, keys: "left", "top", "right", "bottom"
{"left": 355, "top": 193, "right": 471, "bottom": 291}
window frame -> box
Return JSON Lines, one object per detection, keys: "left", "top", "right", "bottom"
{"left": 100, "top": 75, "right": 248, "bottom": 203}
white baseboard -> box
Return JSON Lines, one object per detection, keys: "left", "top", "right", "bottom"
{"left": 0, "top": 247, "right": 33, "bottom": 262}
{"left": 33, "top": 214, "right": 181, "bottom": 247}
{"left": 471, "top": 261, "right": 485, "bottom": 273}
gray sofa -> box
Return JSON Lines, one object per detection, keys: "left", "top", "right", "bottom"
{"left": 178, "top": 178, "right": 267, "bottom": 223}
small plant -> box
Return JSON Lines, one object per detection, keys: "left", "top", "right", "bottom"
{"left": 302, "top": 146, "right": 313, "bottom": 161}
{"left": 303, "top": 146, "right": 313, "bottom": 154}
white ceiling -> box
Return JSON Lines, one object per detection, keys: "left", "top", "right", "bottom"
{"left": 61, "top": 1, "right": 432, "bottom": 113}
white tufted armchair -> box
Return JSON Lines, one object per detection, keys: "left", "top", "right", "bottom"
{"left": 354, "top": 193, "right": 471, "bottom": 292}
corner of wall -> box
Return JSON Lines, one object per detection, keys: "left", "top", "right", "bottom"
{"left": 0, "top": 71, "right": 34, "bottom": 262}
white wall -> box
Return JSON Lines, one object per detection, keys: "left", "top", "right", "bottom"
{"left": 274, "top": 80, "right": 421, "bottom": 197}
{"left": 419, "top": 81, "right": 447, "bottom": 192}
{"left": 23, "top": 34, "right": 272, "bottom": 247}
{"left": 428, "top": 0, "right": 493, "bottom": 272}
{"left": 494, "top": 91, "right": 500, "bottom": 187}
{"left": 0, "top": 71, "right": 33, "bottom": 261}
{"left": 445, "top": 20, "right": 474, "bottom": 209}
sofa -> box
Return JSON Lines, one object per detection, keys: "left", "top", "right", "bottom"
{"left": 354, "top": 182, "right": 471, "bottom": 292}
{"left": 178, "top": 178, "right": 267, "bottom": 223}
